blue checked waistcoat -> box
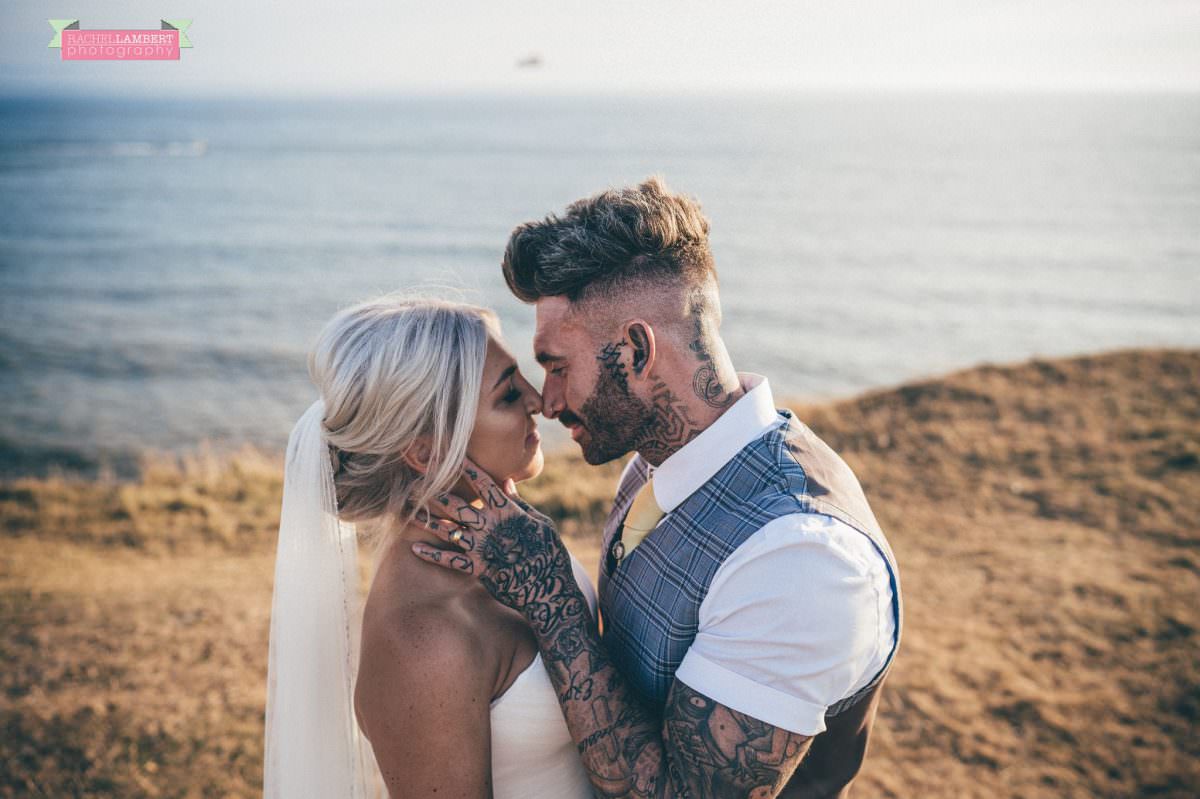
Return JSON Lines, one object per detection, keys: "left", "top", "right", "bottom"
{"left": 598, "top": 408, "right": 902, "bottom": 720}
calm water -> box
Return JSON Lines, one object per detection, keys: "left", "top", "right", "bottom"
{"left": 1, "top": 92, "right": 1197, "bottom": 474}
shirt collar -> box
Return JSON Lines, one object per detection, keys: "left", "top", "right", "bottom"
{"left": 645, "top": 373, "right": 779, "bottom": 513}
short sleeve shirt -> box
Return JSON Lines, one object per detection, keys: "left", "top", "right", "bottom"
{"left": 631, "top": 373, "right": 896, "bottom": 735}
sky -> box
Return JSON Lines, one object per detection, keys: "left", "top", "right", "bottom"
{"left": 2, "top": 0, "right": 1198, "bottom": 97}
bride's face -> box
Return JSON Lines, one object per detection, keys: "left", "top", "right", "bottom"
{"left": 464, "top": 333, "right": 544, "bottom": 485}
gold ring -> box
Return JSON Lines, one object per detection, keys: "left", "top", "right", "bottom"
{"left": 448, "top": 528, "right": 464, "bottom": 547}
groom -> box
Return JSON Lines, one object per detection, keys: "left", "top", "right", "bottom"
{"left": 415, "top": 177, "right": 902, "bottom": 798}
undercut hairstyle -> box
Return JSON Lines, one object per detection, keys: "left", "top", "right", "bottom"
{"left": 308, "top": 294, "right": 497, "bottom": 544}
{"left": 501, "top": 177, "right": 721, "bottom": 329}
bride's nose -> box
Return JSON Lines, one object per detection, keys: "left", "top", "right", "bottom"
{"left": 519, "top": 376, "right": 542, "bottom": 414}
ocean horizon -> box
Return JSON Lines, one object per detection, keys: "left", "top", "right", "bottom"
{"left": 1, "top": 90, "right": 1197, "bottom": 475}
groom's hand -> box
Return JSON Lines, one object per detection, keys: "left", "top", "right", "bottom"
{"left": 411, "top": 457, "right": 581, "bottom": 618}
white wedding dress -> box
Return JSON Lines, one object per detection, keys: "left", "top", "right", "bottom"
{"left": 487, "top": 552, "right": 597, "bottom": 799}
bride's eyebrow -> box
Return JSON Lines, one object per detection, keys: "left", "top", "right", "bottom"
{"left": 491, "top": 364, "right": 518, "bottom": 391}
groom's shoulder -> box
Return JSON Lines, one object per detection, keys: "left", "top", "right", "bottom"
{"left": 685, "top": 512, "right": 896, "bottom": 729}
{"left": 712, "top": 511, "right": 891, "bottom": 601}
{"left": 701, "top": 508, "right": 895, "bottom": 663}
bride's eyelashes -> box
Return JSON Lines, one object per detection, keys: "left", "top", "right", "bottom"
{"left": 500, "top": 375, "right": 526, "bottom": 405}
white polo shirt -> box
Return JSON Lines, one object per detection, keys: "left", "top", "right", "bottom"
{"left": 624, "top": 373, "right": 896, "bottom": 736}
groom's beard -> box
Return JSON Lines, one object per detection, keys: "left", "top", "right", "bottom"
{"left": 572, "top": 366, "right": 656, "bottom": 466}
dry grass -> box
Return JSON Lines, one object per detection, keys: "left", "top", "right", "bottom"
{"left": 2, "top": 348, "right": 1197, "bottom": 797}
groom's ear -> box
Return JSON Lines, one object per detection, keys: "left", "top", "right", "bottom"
{"left": 624, "top": 320, "right": 656, "bottom": 380}
{"left": 402, "top": 438, "right": 434, "bottom": 474}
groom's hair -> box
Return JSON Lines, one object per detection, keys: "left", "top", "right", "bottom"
{"left": 501, "top": 177, "right": 720, "bottom": 326}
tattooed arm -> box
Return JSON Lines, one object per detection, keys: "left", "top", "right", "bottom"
{"left": 533, "top": 600, "right": 814, "bottom": 799}
{"left": 412, "top": 459, "right": 812, "bottom": 798}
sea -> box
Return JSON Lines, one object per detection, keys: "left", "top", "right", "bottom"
{"left": 1, "top": 91, "right": 1197, "bottom": 475}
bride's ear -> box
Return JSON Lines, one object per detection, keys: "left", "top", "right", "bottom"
{"left": 402, "top": 438, "right": 433, "bottom": 474}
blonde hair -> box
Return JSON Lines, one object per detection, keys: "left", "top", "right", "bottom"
{"left": 308, "top": 294, "right": 496, "bottom": 539}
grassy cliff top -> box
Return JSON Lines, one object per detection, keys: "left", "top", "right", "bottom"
{"left": 2, "top": 348, "right": 1197, "bottom": 797}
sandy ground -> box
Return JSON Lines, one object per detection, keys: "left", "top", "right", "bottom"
{"left": 2, "top": 348, "right": 1197, "bottom": 798}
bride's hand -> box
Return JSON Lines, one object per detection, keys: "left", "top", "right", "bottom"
{"left": 411, "top": 457, "right": 577, "bottom": 615}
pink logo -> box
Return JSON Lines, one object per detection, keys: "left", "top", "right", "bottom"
{"left": 63, "top": 30, "right": 179, "bottom": 61}
{"left": 48, "top": 20, "right": 193, "bottom": 61}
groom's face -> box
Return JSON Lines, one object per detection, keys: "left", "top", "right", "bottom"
{"left": 533, "top": 297, "right": 653, "bottom": 465}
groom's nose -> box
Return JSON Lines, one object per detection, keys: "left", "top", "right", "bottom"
{"left": 541, "top": 378, "right": 565, "bottom": 419}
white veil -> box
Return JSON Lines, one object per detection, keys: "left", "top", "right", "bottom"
{"left": 264, "top": 399, "right": 386, "bottom": 798}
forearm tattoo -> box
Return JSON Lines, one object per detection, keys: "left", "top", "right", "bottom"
{"left": 531, "top": 608, "right": 812, "bottom": 798}
{"left": 498, "top": 518, "right": 810, "bottom": 796}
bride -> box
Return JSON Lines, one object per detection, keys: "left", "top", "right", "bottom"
{"left": 263, "top": 295, "right": 598, "bottom": 798}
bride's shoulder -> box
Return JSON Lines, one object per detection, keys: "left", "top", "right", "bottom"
{"left": 353, "top": 574, "right": 496, "bottom": 782}
{"left": 354, "top": 565, "right": 500, "bottom": 796}
{"left": 361, "top": 568, "right": 485, "bottom": 666}
{"left": 356, "top": 582, "right": 491, "bottom": 721}
{"left": 360, "top": 601, "right": 483, "bottom": 678}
